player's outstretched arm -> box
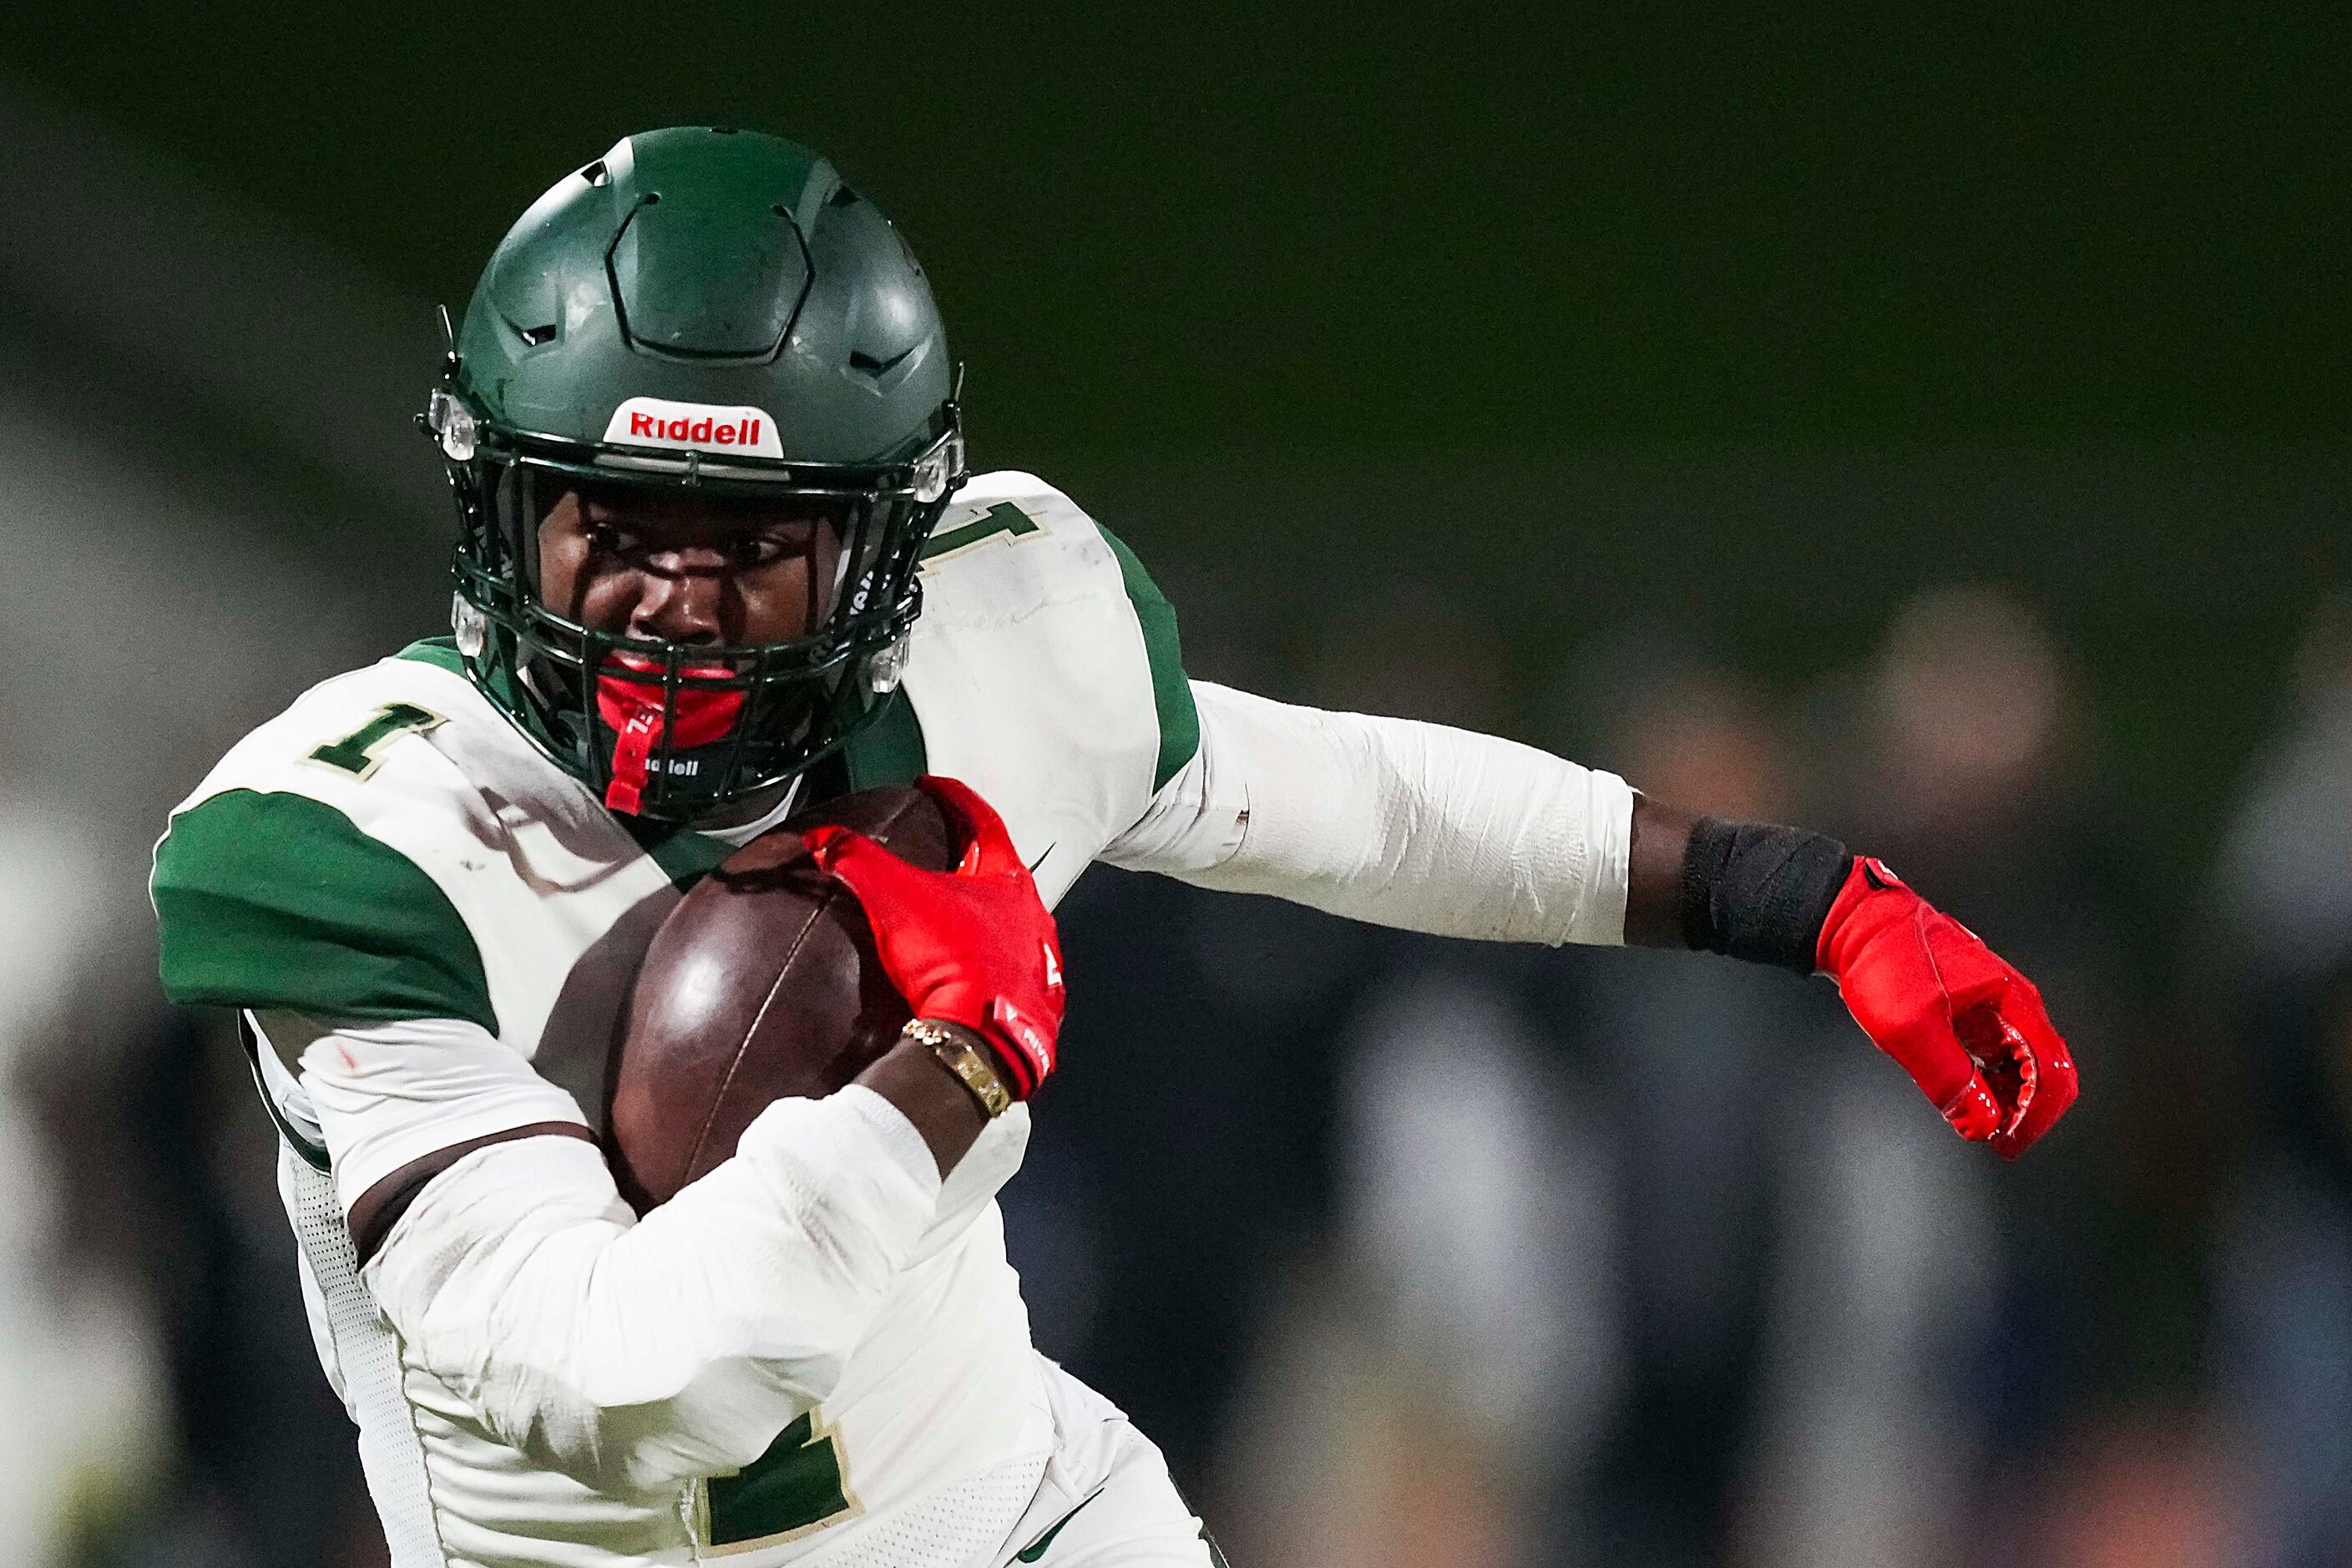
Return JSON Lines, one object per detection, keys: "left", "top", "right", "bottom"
{"left": 1107, "top": 680, "right": 2076, "bottom": 1156}
{"left": 1106, "top": 680, "right": 1634, "bottom": 943}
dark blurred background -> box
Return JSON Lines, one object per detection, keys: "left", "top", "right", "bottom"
{"left": 0, "top": 5, "right": 2345, "bottom": 1566}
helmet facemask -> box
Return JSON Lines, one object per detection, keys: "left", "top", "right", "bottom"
{"left": 438, "top": 401, "right": 960, "bottom": 824}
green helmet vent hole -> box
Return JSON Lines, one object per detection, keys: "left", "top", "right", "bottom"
{"left": 579, "top": 160, "right": 609, "bottom": 187}
{"left": 827, "top": 185, "right": 860, "bottom": 208}
{"left": 516, "top": 322, "right": 559, "bottom": 347}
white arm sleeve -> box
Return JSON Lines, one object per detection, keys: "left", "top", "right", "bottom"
{"left": 1105, "top": 680, "right": 1636, "bottom": 946}
{"left": 287, "top": 1014, "right": 943, "bottom": 1497}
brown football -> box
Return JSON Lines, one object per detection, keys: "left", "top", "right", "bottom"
{"left": 605, "top": 785, "right": 955, "bottom": 1211}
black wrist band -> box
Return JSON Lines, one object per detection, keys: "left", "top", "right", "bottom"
{"left": 1679, "top": 816, "right": 1852, "bottom": 974}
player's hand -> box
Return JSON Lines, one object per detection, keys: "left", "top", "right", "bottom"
{"left": 1816, "top": 857, "right": 2078, "bottom": 1158}
{"left": 803, "top": 776, "right": 1065, "bottom": 1098}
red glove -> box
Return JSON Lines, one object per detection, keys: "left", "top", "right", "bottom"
{"left": 803, "top": 776, "right": 1065, "bottom": 1098}
{"left": 1816, "top": 857, "right": 2078, "bottom": 1158}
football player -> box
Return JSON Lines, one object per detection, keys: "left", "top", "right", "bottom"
{"left": 151, "top": 128, "right": 2076, "bottom": 1568}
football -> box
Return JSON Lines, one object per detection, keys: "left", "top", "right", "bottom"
{"left": 605, "top": 785, "right": 957, "bottom": 1211}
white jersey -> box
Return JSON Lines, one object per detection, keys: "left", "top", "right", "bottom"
{"left": 154, "top": 470, "right": 1638, "bottom": 1566}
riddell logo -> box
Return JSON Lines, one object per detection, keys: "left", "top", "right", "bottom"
{"left": 630, "top": 410, "right": 757, "bottom": 444}
{"left": 603, "top": 397, "right": 785, "bottom": 459}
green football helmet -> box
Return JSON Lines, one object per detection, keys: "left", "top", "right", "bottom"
{"left": 423, "top": 126, "right": 964, "bottom": 823}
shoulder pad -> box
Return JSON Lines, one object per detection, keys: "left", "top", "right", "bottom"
{"left": 150, "top": 645, "right": 553, "bottom": 1032}
{"left": 914, "top": 473, "right": 1195, "bottom": 790}
{"left": 903, "top": 465, "right": 1195, "bottom": 790}
{"left": 885, "top": 475, "right": 1201, "bottom": 899}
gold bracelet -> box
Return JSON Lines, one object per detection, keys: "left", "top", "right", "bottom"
{"left": 903, "top": 1019, "right": 1013, "bottom": 1119}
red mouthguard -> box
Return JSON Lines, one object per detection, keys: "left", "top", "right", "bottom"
{"left": 594, "top": 652, "right": 746, "bottom": 814}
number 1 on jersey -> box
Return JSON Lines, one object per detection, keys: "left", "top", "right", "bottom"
{"left": 310, "top": 703, "right": 444, "bottom": 779}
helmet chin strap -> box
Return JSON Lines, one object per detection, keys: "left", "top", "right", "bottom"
{"left": 594, "top": 653, "right": 746, "bottom": 815}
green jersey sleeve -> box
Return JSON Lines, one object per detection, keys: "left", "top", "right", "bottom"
{"left": 153, "top": 787, "right": 498, "bottom": 1033}
{"left": 1095, "top": 524, "right": 1200, "bottom": 791}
